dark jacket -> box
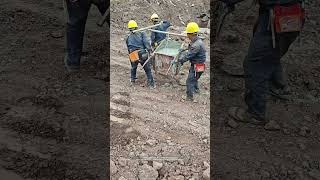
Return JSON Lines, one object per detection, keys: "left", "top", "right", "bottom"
{"left": 181, "top": 37, "right": 206, "bottom": 64}
{"left": 150, "top": 21, "right": 171, "bottom": 46}
{"left": 126, "top": 31, "right": 151, "bottom": 53}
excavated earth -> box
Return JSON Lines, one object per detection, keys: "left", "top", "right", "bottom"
{"left": 212, "top": 0, "right": 320, "bottom": 179}
{"left": 0, "top": 0, "right": 108, "bottom": 179}
{"left": 110, "top": 0, "right": 211, "bottom": 179}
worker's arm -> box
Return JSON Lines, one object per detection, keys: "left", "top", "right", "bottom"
{"left": 180, "top": 43, "right": 200, "bottom": 64}
{"left": 162, "top": 20, "right": 171, "bottom": 30}
{"left": 150, "top": 32, "right": 156, "bottom": 46}
{"left": 142, "top": 32, "right": 152, "bottom": 52}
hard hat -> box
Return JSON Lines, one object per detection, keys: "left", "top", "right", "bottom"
{"left": 150, "top": 13, "right": 159, "bottom": 21}
{"left": 128, "top": 20, "right": 138, "bottom": 29}
{"left": 186, "top": 22, "right": 199, "bottom": 34}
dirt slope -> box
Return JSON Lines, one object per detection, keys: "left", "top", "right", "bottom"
{"left": 212, "top": 0, "right": 320, "bottom": 179}
{"left": 0, "top": 0, "right": 108, "bottom": 179}
{"left": 110, "top": 0, "right": 210, "bottom": 179}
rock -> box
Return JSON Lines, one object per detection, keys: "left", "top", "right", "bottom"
{"left": 138, "top": 164, "right": 158, "bottom": 180}
{"left": 203, "top": 168, "right": 210, "bottom": 180}
{"left": 299, "top": 126, "right": 311, "bottom": 137}
{"left": 227, "top": 119, "right": 239, "bottom": 128}
{"left": 168, "top": 175, "right": 185, "bottom": 180}
{"left": 178, "top": 159, "right": 185, "bottom": 165}
{"left": 260, "top": 170, "right": 271, "bottom": 178}
{"left": 125, "top": 127, "right": 134, "bottom": 133}
{"left": 153, "top": 161, "right": 163, "bottom": 170}
{"left": 264, "top": 120, "right": 280, "bottom": 131}
{"left": 298, "top": 143, "right": 306, "bottom": 151}
{"left": 203, "top": 161, "right": 210, "bottom": 168}
{"left": 282, "top": 128, "right": 290, "bottom": 135}
{"left": 50, "top": 31, "right": 63, "bottom": 38}
{"left": 223, "top": 33, "right": 240, "bottom": 43}
{"left": 146, "top": 139, "right": 157, "bottom": 146}
{"left": 118, "top": 176, "right": 127, "bottom": 180}
{"left": 118, "top": 157, "right": 127, "bottom": 167}
{"left": 110, "top": 160, "right": 118, "bottom": 175}
{"left": 302, "top": 161, "right": 310, "bottom": 169}
{"left": 308, "top": 169, "right": 320, "bottom": 180}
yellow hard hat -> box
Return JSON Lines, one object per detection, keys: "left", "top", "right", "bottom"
{"left": 128, "top": 20, "right": 138, "bottom": 29}
{"left": 150, "top": 13, "right": 159, "bottom": 21}
{"left": 186, "top": 22, "right": 199, "bottom": 34}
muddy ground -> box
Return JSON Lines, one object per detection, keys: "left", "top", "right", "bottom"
{"left": 212, "top": 0, "right": 320, "bottom": 179}
{"left": 110, "top": 0, "right": 211, "bottom": 179}
{"left": 0, "top": 0, "right": 108, "bottom": 179}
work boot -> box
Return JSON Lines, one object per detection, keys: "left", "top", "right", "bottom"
{"left": 129, "top": 80, "right": 135, "bottom": 87}
{"left": 228, "top": 107, "right": 266, "bottom": 125}
{"left": 149, "top": 84, "right": 156, "bottom": 89}
{"left": 269, "top": 86, "right": 291, "bottom": 100}
{"left": 64, "top": 56, "right": 80, "bottom": 73}
{"left": 148, "top": 81, "right": 156, "bottom": 89}
{"left": 194, "top": 89, "right": 200, "bottom": 94}
{"left": 264, "top": 120, "right": 280, "bottom": 131}
{"left": 181, "top": 95, "right": 194, "bottom": 101}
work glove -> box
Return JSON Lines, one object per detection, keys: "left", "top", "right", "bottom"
{"left": 178, "top": 48, "right": 187, "bottom": 53}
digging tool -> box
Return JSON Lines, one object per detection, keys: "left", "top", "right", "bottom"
{"left": 97, "top": 7, "right": 110, "bottom": 27}
{"left": 269, "top": 9, "right": 276, "bottom": 48}
{"left": 140, "top": 39, "right": 166, "bottom": 70}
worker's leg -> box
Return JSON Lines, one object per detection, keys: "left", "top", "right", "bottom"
{"left": 130, "top": 61, "right": 138, "bottom": 82}
{"left": 141, "top": 61, "right": 155, "bottom": 87}
{"left": 186, "top": 66, "right": 196, "bottom": 98}
{"left": 64, "top": 0, "right": 91, "bottom": 69}
{"left": 92, "top": 0, "right": 108, "bottom": 15}
{"left": 194, "top": 71, "right": 203, "bottom": 93}
{"left": 243, "top": 11, "right": 278, "bottom": 121}
{"left": 271, "top": 32, "right": 299, "bottom": 89}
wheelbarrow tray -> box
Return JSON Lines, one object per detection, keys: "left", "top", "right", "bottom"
{"left": 153, "top": 39, "right": 183, "bottom": 76}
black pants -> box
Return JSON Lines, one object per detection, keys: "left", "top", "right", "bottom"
{"left": 243, "top": 9, "right": 300, "bottom": 120}
{"left": 64, "top": 0, "right": 108, "bottom": 67}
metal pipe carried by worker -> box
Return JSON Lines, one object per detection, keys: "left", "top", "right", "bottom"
{"left": 132, "top": 23, "right": 162, "bottom": 33}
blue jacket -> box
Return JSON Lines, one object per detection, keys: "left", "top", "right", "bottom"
{"left": 151, "top": 21, "right": 171, "bottom": 46}
{"left": 181, "top": 37, "right": 206, "bottom": 64}
{"left": 126, "top": 31, "right": 151, "bottom": 53}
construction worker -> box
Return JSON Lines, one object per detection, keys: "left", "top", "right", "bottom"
{"left": 180, "top": 22, "right": 206, "bottom": 101}
{"left": 126, "top": 20, "right": 155, "bottom": 89}
{"left": 220, "top": 0, "right": 305, "bottom": 129}
{"left": 63, "top": 0, "right": 108, "bottom": 73}
{"left": 150, "top": 13, "right": 171, "bottom": 49}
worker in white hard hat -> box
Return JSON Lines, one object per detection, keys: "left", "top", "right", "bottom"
{"left": 149, "top": 13, "right": 171, "bottom": 48}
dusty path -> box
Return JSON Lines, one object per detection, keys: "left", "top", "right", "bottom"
{"left": 109, "top": 1, "right": 210, "bottom": 179}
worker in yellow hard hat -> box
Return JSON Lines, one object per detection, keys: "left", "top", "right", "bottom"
{"left": 150, "top": 13, "right": 171, "bottom": 48}
{"left": 126, "top": 20, "right": 155, "bottom": 89}
{"left": 179, "top": 22, "right": 206, "bottom": 101}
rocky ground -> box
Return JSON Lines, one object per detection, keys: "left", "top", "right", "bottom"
{"left": 0, "top": 0, "right": 108, "bottom": 179}
{"left": 212, "top": 0, "right": 320, "bottom": 179}
{"left": 110, "top": 0, "right": 210, "bottom": 179}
